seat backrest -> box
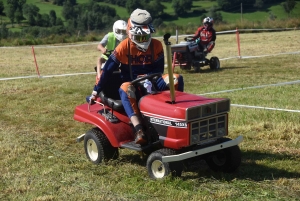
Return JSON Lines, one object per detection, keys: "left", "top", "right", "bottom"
{"left": 99, "top": 71, "right": 124, "bottom": 111}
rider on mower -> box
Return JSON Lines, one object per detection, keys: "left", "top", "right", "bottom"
{"left": 95, "top": 20, "right": 127, "bottom": 84}
{"left": 192, "top": 17, "right": 216, "bottom": 54}
{"left": 87, "top": 8, "right": 184, "bottom": 145}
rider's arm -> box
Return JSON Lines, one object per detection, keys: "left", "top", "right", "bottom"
{"left": 192, "top": 27, "right": 202, "bottom": 40}
{"left": 94, "top": 55, "right": 120, "bottom": 94}
{"left": 97, "top": 34, "right": 109, "bottom": 54}
{"left": 211, "top": 29, "right": 216, "bottom": 42}
{"left": 97, "top": 43, "right": 107, "bottom": 54}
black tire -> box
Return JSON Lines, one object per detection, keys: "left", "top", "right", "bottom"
{"left": 146, "top": 148, "right": 183, "bottom": 179}
{"left": 209, "top": 56, "right": 220, "bottom": 70}
{"left": 205, "top": 138, "right": 241, "bottom": 173}
{"left": 180, "top": 62, "right": 192, "bottom": 70}
{"left": 193, "top": 62, "right": 200, "bottom": 73}
{"left": 84, "top": 128, "right": 119, "bottom": 164}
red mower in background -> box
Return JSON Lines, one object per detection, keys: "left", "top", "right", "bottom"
{"left": 171, "top": 36, "right": 220, "bottom": 72}
{"left": 74, "top": 34, "right": 242, "bottom": 179}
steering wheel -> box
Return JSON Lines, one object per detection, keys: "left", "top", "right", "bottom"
{"left": 184, "top": 36, "right": 194, "bottom": 42}
{"left": 131, "top": 73, "right": 162, "bottom": 85}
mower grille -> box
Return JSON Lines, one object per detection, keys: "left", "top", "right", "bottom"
{"left": 190, "top": 114, "right": 228, "bottom": 145}
{"left": 186, "top": 99, "right": 230, "bottom": 121}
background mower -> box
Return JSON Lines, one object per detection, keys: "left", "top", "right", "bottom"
{"left": 171, "top": 36, "right": 220, "bottom": 72}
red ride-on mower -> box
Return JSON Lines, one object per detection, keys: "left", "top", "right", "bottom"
{"left": 171, "top": 36, "right": 220, "bottom": 72}
{"left": 74, "top": 34, "right": 242, "bottom": 179}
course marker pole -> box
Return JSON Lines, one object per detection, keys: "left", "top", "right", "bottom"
{"left": 31, "top": 46, "right": 41, "bottom": 78}
{"left": 236, "top": 27, "right": 241, "bottom": 58}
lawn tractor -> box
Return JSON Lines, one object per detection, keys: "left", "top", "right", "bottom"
{"left": 74, "top": 34, "right": 242, "bottom": 179}
{"left": 171, "top": 36, "right": 220, "bottom": 72}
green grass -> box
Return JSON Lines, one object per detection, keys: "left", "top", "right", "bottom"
{"left": 0, "top": 31, "right": 300, "bottom": 200}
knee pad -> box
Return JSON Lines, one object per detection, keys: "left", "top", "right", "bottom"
{"left": 207, "top": 41, "right": 215, "bottom": 52}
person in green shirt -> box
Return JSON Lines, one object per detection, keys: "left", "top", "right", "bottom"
{"left": 95, "top": 20, "right": 127, "bottom": 84}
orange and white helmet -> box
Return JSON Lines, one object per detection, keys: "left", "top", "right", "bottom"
{"left": 127, "top": 9, "right": 155, "bottom": 52}
{"left": 113, "top": 20, "right": 127, "bottom": 42}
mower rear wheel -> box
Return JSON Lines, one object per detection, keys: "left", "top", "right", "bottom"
{"left": 205, "top": 138, "right": 241, "bottom": 173}
{"left": 84, "top": 128, "right": 119, "bottom": 164}
{"left": 209, "top": 56, "right": 220, "bottom": 70}
{"left": 180, "top": 62, "right": 192, "bottom": 70}
{"left": 146, "top": 148, "right": 183, "bottom": 179}
{"left": 193, "top": 62, "right": 200, "bottom": 73}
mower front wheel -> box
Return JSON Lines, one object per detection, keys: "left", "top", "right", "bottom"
{"left": 209, "top": 56, "right": 220, "bottom": 70}
{"left": 84, "top": 128, "right": 119, "bottom": 164}
{"left": 146, "top": 148, "right": 183, "bottom": 179}
{"left": 205, "top": 138, "right": 241, "bottom": 173}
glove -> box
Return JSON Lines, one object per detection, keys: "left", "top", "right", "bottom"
{"left": 86, "top": 91, "right": 98, "bottom": 105}
{"left": 195, "top": 38, "right": 201, "bottom": 44}
{"left": 143, "top": 79, "right": 152, "bottom": 93}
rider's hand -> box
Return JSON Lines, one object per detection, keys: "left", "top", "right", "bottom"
{"left": 86, "top": 91, "right": 98, "bottom": 105}
{"left": 102, "top": 48, "right": 107, "bottom": 54}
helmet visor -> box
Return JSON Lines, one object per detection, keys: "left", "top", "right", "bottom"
{"left": 115, "top": 29, "right": 127, "bottom": 35}
{"left": 131, "top": 34, "right": 151, "bottom": 43}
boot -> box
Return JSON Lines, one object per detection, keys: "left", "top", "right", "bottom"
{"left": 135, "top": 129, "right": 147, "bottom": 145}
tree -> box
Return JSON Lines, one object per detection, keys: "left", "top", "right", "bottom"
{"left": 49, "top": 10, "right": 57, "bottom": 26}
{"left": 0, "top": 1, "right": 4, "bottom": 15}
{"left": 23, "top": 4, "right": 40, "bottom": 26}
{"left": 53, "top": 0, "right": 64, "bottom": 6}
{"left": 6, "top": 0, "right": 26, "bottom": 25}
{"left": 208, "top": 6, "right": 223, "bottom": 24}
{"left": 55, "top": 17, "right": 64, "bottom": 26}
{"left": 62, "top": 0, "right": 76, "bottom": 20}
{"left": 23, "top": 4, "right": 39, "bottom": 19}
{"left": 15, "top": 7, "right": 23, "bottom": 24}
{"left": 125, "top": 0, "right": 145, "bottom": 14}
{"left": 254, "top": 0, "right": 264, "bottom": 9}
{"left": 282, "top": 0, "right": 296, "bottom": 16}
{"left": 268, "top": 12, "right": 277, "bottom": 21}
{"left": 172, "top": 0, "right": 192, "bottom": 16}
{"left": 147, "top": 0, "right": 165, "bottom": 18}
{"left": 217, "top": 0, "right": 241, "bottom": 11}
{"left": 0, "top": 23, "right": 9, "bottom": 39}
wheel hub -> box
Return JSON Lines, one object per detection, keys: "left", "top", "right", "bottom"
{"left": 87, "top": 139, "right": 98, "bottom": 161}
{"left": 151, "top": 160, "right": 165, "bottom": 178}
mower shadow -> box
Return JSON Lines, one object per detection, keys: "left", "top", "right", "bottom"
{"left": 118, "top": 150, "right": 300, "bottom": 182}
{"left": 181, "top": 150, "right": 300, "bottom": 181}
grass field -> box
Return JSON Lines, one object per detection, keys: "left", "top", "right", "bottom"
{"left": 0, "top": 31, "right": 300, "bottom": 200}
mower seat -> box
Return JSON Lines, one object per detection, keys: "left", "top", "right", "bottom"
{"left": 99, "top": 71, "right": 124, "bottom": 112}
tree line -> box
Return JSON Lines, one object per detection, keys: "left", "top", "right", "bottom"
{"left": 0, "top": 0, "right": 297, "bottom": 40}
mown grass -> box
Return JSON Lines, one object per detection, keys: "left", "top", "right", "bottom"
{"left": 0, "top": 31, "right": 300, "bottom": 200}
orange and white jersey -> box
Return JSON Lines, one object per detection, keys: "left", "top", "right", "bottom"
{"left": 95, "top": 38, "right": 164, "bottom": 93}
{"left": 114, "top": 38, "right": 164, "bottom": 80}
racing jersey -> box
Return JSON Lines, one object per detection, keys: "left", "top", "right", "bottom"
{"left": 192, "top": 26, "right": 216, "bottom": 45}
{"left": 94, "top": 38, "right": 164, "bottom": 94}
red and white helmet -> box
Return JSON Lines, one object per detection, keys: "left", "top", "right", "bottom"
{"left": 127, "top": 9, "right": 155, "bottom": 52}
{"left": 113, "top": 20, "right": 127, "bottom": 42}
{"left": 203, "top": 17, "right": 214, "bottom": 29}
